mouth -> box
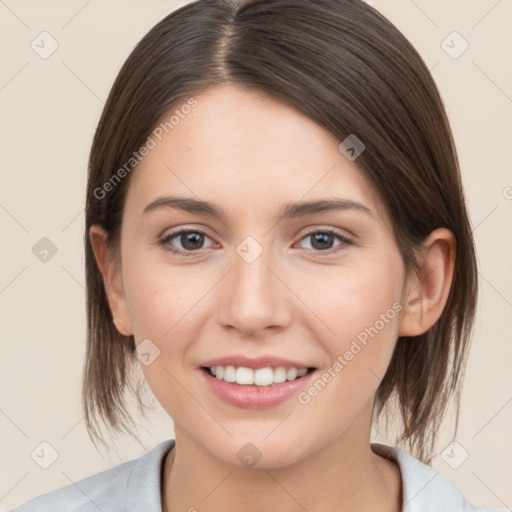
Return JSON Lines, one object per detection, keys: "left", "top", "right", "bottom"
{"left": 199, "top": 364, "right": 318, "bottom": 409}
{"left": 200, "top": 365, "right": 316, "bottom": 386}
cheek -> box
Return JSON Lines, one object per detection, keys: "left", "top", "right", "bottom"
{"left": 122, "top": 255, "right": 209, "bottom": 417}
{"left": 121, "top": 250, "right": 218, "bottom": 389}
{"left": 122, "top": 248, "right": 205, "bottom": 338}
{"left": 315, "top": 256, "right": 401, "bottom": 312}
{"left": 295, "top": 248, "right": 405, "bottom": 374}
{"left": 291, "top": 261, "right": 404, "bottom": 433}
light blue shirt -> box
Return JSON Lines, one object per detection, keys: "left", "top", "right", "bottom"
{"left": 6, "top": 439, "right": 508, "bottom": 511}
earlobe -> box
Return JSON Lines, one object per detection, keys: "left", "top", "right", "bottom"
{"left": 89, "top": 224, "right": 134, "bottom": 336}
{"left": 398, "top": 228, "right": 456, "bottom": 337}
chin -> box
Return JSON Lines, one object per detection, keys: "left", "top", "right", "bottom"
{"left": 207, "top": 434, "right": 307, "bottom": 470}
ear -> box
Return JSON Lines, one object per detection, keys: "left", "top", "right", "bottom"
{"left": 398, "top": 228, "right": 456, "bottom": 337}
{"left": 89, "top": 224, "right": 133, "bottom": 336}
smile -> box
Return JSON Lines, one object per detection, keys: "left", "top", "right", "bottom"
{"left": 204, "top": 365, "right": 312, "bottom": 386}
{"left": 199, "top": 366, "right": 317, "bottom": 409}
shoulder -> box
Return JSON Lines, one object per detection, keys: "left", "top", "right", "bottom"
{"left": 5, "top": 440, "right": 175, "bottom": 512}
{"left": 371, "top": 443, "right": 508, "bottom": 512}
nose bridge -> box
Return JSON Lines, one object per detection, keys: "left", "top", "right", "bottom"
{"left": 217, "top": 237, "right": 290, "bottom": 334}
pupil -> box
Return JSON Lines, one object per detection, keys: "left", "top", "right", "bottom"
{"left": 311, "top": 233, "right": 333, "bottom": 250}
{"left": 182, "top": 232, "right": 204, "bottom": 250}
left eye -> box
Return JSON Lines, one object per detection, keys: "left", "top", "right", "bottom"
{"left": 297, "top": 230, "right": 352, "bottom": 253}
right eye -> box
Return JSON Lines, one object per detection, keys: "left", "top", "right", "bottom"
{"left": 159, "top": 229, "right": 217, "bottom": 256}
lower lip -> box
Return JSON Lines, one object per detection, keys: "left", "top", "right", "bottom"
{"left": 199, "top": 368, "right": 316, "bottom": 409}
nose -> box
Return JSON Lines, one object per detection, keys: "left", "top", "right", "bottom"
{"left": 216, "top": 242, "right": 293, "bottom": 338}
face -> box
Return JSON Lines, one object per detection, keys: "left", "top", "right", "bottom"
{"left": 110, "top": 83, "right": 409, "bottom": 468}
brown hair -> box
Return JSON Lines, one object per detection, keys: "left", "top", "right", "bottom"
{"left": 83, "top": 0, "right": 477, "bottom": 464}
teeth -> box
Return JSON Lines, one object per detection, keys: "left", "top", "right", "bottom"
{"left": 211, "top": 365, "right": 310, "bottom": 386}
{"left": 235, "top": 367, "right": 254, "bottom": 385}
{"left": 224, "top": 365, "right": 236, "bottom": 382}
{"left": 274, "top": 366, "right": 287, "bottom": 383}
{"left": 287, "top": 368, "right": 297, "bottom": 380}
{"left": 254, "top": 368, "right": 273, "bottom": 386}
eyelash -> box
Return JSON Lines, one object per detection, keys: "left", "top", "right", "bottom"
{"left": 157, "top": 228, "right": 353, "bottom": 258}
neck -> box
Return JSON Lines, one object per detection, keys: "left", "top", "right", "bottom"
{"left": 161, "top": 421, "right": 402, "bottom": 512}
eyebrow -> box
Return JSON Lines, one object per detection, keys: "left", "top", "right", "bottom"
{"left": 142, "top": 195, "right": 374, "bottom": 221}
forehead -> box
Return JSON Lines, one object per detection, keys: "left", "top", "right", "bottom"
{"left": 125, "top": 83, "right": 387, "bottom": 223}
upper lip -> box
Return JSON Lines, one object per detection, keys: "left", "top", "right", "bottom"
{"left": 200, "top": 355, "right": 314, "bottom": 370}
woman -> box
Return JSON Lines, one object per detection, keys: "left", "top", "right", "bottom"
{"left": 8, "top": 0, "right": 507, "bottom": 511}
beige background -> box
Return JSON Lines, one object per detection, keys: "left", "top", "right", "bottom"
{"left": 0, "top": 0, "right": 511, "bottom": 509}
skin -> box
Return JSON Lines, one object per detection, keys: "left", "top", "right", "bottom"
{"left": 90, "top": 83, "right": 455, "bottom": 512}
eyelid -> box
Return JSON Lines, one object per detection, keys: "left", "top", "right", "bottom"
{"left": 295, "top": 224, "right": 354, "bottom": 240}
{"left": 159, "top": 224, "right": 218, "bottom": 242}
